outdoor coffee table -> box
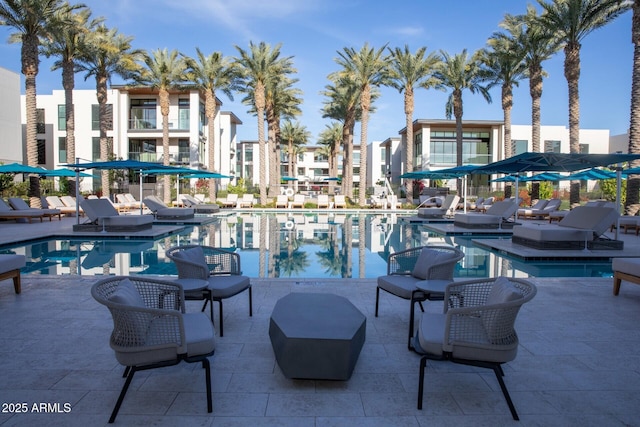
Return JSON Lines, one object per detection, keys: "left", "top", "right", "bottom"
{"left": 269, "top": 292, "right": 366, "bottom": 380}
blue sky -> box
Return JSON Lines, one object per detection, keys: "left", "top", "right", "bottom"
{"left": 0, "top": 0, "right": 633, "bottom": 144}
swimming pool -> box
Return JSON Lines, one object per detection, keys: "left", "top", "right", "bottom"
{"left": 0, "top": 212, "right": 613, "bottom": 279}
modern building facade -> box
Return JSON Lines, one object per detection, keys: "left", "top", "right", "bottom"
{"left": 0, "top": 67, "right": 23, "bottom": 165}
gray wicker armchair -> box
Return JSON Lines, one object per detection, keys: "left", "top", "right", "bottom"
{"left": 413, "top": 277, "right": 537, "bottom": 420}
{"left": 165, "top": 245, "right": 252, "bottom": 337}
{"left": 91, "top": 276, "right": 215, "bottom": 423}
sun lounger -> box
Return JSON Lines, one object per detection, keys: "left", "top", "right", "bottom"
{"left": 45, "top": 196, "right": 80, "bottom": 216}
{"left": 77, "top": 198, "right": 153, "bottom": 231}
{"left": 220, "top": 193, "right": 238, "bottom": 208}
{"left": 143, "top": 195, "right": 195, "bottom": 219}
{"left": 239, "top": 194, "right": 254, "bottom": 208}
{"left": 0, "top": 199, "right": 45, "bottom": 223}
{"left": 417, "top": 196, "right": 443, "bottom": 208}
{"left": 317, "top": 194, "right": 330, "bottom": 209}
{"left": 8, "top": 197, "right": 61, "bottom": 221}
{"left": 517, "top": 198, "right": 561, "bottom": 220}
{"left": 417, "top": 195, "right": 460, "bottom": 218}
{"left": 512, "top": 205, "right": 620, "bottom": 250}
{"left": 476, "top": 196, "right": 495, "bottom": 212}
{"left": 275, "top": 195, "right": 288, "bottom": 208}
{"left": 179, "top": 194, "right": 220, "bottom": 213}
{"left": 334, "top": 195, "right": 347, "bottom": 209}
{"left": 454, "top": 199, "right": 521, "bottom": 228}
{"left": 115, "top": 194, "right": 136, "bottom": 212}
{"left": 290, "top": 194, "right": 305, "bottom": 209}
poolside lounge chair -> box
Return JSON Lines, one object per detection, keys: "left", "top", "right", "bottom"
{"left": 44, "top": 196, "right": 80, "bottom": 216}
{"left": 115, "top": 194, "right": 137, "bottom": 212}
{"left": 476, "top": 196, "right": 495, "bottom": 212}
{"left": 91, "top": 276, "right": 215, "bottom": 423}
{"left": 454, "top": 199, "right": 521, "bottom": 229}
{"left": 290, "top": 194, "right": 305, "bottom": 209}
{"left": 238, "top": 194, "right": 254, "bottom": 208}
{"left": 317, "top": 194, "right": 330, "bottom": 209}
{"left": 78, "top": 197, "right": 153, "bottom": 231}
{"left": 220, "top": 193, "right": 238, "bottom": 208}
{"left": 413, "top": 277, "right": 537, "bottom": 420}
{"left": 143, "top": 195, "right": 195, "bottom": 219}
{"left": 334, "top": 194, "right": 347, "bottom": 209}
{"left": 8, "top": 197, "right": 61, "bottom": 221}
{"left": 275, "top": 194, "right": 288, "bottom": 209}
{"left": 0, "top": 199, "right": 46, "bottom": 223}
{"left": 180, "top": 194, "right": 220, "bottom": 213}
{"left": 166, "top": 245, "right": 252, "bottom": 337}
{"left": 512, "top": 205, "right": 620, "bottom": 250}
{"left": 516, "top": 199, "right": 548, "bottom": 219}
{"left": 417, "top": 195, "right": 460, "bottom": 218}
{"left": 417, "top": 195, "right": 443, "bottom": 208}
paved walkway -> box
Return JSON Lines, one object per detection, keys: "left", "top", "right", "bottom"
{"left": 0, "top": 275, "right": 639, "bottom": 426}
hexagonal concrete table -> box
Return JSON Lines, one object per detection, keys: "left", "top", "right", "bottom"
{"left": 269, "top": 292, "right": 366, "bottom": 380}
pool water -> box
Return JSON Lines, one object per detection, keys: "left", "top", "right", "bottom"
{"left": 0, "top": 212, "right": 614, "bottom": 279}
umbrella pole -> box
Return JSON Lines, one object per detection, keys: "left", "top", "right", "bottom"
{"left": 75, "top": 157, "right": 80, "bottom": 226}
{"left": 140, "top": 170, "right": 144, "bottom": 215}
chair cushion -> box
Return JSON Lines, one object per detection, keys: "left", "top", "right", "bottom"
{"left": 416, "top": 312, "right": 446, "bottom": 356}
{"left": 182, "top": 312, "right": 216, "bottom": 356}
{"left": 485, "top": 277, "right": 521, "bottom": 306}
{"left": 108, "top": 279, "right": 150, "bottom": 344}
{"left": 208, "top": 275, "right": 251, "bottom": 298}
{"left": 482, "top": 277, "right": 521, "bottom": 342}
{"left": 377, "top": 274, "right": 422, "bottom": 299}
{"left": 108, "top": 278, "right": 145, "bottom": 308}
{"left": 174, "top": 246, "right": 209, "bottom": 280}
{"left": 412, "top": 249, "right": 451, "bottom": 280}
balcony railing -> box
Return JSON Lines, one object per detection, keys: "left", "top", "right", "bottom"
{"left": 129, "top": 118, "right": 157, "bottom": 130}
{"left": 128, "top": 152, "right": 158, "bottom": 162}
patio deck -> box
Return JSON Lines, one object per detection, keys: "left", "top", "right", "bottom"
{"left": 0, "top": 274, "right": 639, "bottom": 426}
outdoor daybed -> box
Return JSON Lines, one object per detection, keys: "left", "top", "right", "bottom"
{"left": 76, "top": 198, "right": 153, "bottom": 232}
{"left": 143, "top": 195, "right": 195, "bottom": 219}
{"left": 453, "top": 199, "right": 521, "bottom": 229}
{"left": 511, "top": 205, "right": 620, "bottom": 250}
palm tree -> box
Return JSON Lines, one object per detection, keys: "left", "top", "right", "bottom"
{"left": 627, "top": 0, "right": 640, "bottom": 215}
{"left": 334, "top": 43, "right": 389, "bottom": 206}
{"left": 433, "top": 49, "right": 491, "bottom": 195}
{"left": 479, "top": 39, "right": 527, "bottom": 159}
{"left": 387, "top": 45, "right": 441, "bottom": 201}
{"left": 235, "top": 41, "right": 294, "bottom": 205}
{"left": 183, "top": 48, "right": 241, "bottom": 203}
{"left": 138, "top": 48, "right": 188, "bottom": 203}
{"left": 0, "top": 0, "right": 80, "bottom": 207}
{"left": 41, "top": 6, "right": 102, "bottom": 196}
{"left": 280, "top": 120, "right": 310, "bottom": 188}
{"left": 537, "top": 0, "right": 631, "bottom": 206}
{"left": 321, "top": 78, "right": 361, "bottom": 199}
{"left": 318, "top": 122, "right": 343, "bottom": 194}
{"left": 497, "top": 6, "right": 559, "bottom": 153}
{"left": 76, "top": 24, "right": 143, "bottom": 199}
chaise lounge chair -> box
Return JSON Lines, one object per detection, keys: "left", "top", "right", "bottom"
{"left": 512, "top": 205, "right": 620, "bottom": 250}
{"left": 44, "top": 196, "right": 80, "bottom": 216}
{"left": 8, "top": 197, "right": 61, "bottom": 221}
{"left": 317, "top": 194, "right": 330, "bottom": 209}
{"left": 290, "top": 194, "right": 305, "bottom": 209}
{"left": 334, "top": 194, "right": 347, "bottom": 209}
{"left": 238, "top": 194, "right": 254, "bottom": 208}
{"left": 516, "top": 199, "right": 548, "bottom": 219}
{"left": 417, "top": 194, "right": 460, "bottom": 218}
{"left": 454, "top": 199, "right": 521, "bottom": 229}
{"left": 520, "top": 198, "right": 561, "bottom": 220}
{"left": 180, "top": 194, "right": 220, "bottom": 213}
{"left": 220, "top": 193, "right": 238, "bottom": 208}
{"left": 143, "top": 195, "right": 195, "bottom": 219}
{"left": 417, "top": 195, "right": 443, "bottom": 208}
{"left": 275, "top": 194, "right": 288, "bottom": 209}
{"left": 77, "top": 197, "right": 153, "bottom": 232}
{"left": 0, "top": 199, "right": 46, "bottom": 223}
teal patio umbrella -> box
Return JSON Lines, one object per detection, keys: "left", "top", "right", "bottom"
{"left": 0, "top": 163, "right": 45, "bottom": 174}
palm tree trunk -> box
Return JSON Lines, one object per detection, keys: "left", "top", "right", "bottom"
{"left": 454, "top": 89, "right": 464, "bottom": 196}
{"left": 256, "top": 82, "right": 267, "bottom": 205}
{"left": 63, "top": 59, "right": 76, "bottom": 196}
{"left": 160, "top": 89, "right": 171, "bottom": 203}
{"left": 626, "top": 2, "right": 640, "bottom": 215}
{"left": 404, "top": 88, "right": 414, "bottom": 202}
{"left": 23, "top": 34, "right": 41, "bottom": 208}
{"left": 502, "top": 84, "right": 513, "bottom": 159}
{"left": 97, "top": 74, "right": 110, "bottom": 199}
{"left": 530, "top": 62, "right": 543, "bottom": 153}
{"left": 206, "top": 91, "right": 217, "bottom": 203}
{"left": 358, "top": 86, "right": 370, "bottom": 206}
{"left": 565, "top": 43, "right": 581, "bottom": 206}
{"left": 342, "top": 117, "right": 353, "bottom": 199}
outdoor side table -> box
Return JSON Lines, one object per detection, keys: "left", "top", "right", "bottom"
{"left": 269, "top": 292, "right": 366, "bottom": 380}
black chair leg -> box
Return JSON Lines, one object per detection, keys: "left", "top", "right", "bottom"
{"left": 492, "top": 365, "right": 519, "bottom": 421}
{"left": 248, "top": 287, "right": 253, "bottom": 316}
{"left": 109, "top": 366, "right": 136, "bottom": 423}
{"left": 217, "top": 300, "right": 224, "bottom": 337}
{"left": 417, "top": 356, "right": 427, "bottom": 410}
{"left": 203, "top": 358, "right": 212, "bottom": 413}
{"left": 375, "top": 287, "right": 380, "bottom": 317}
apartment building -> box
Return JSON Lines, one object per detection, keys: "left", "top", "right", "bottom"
{"left": 0, "top": 67, "right": 22, "bottom": 164}
{"left": 22, "top": 86, "right": 241, "bottom": 194}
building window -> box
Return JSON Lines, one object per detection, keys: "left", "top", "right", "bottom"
{"left": 129, "top": 99, "right": 157, "bottom": 129}
{"left": 36, "top": 109, "right": 45, "bottom": 134}
{"left": 544, "top": 140, "right": 561, "bottom": 153}
{"left": 58, "top": 105, "right": 66, "bottom": 131}
{"left": 199, "top": 102, "right": 206, "bottom": 133}
{"left": 58, "top": 137, "right": 66, "bottom": 163}
{"left": 129, "top": 139, "right": 157, "bottom": 162}
{"left": 37, "top": 139, "right": 46, "bottom": 164}
{"left": 92, "top": 137, "right": 113, "bottom": 161}
{"left": 579, "top": 144, "right": 589, "bottom": 154}
{"left": 413, "top": 133, "right": 422, "bottom": 169}
{"left": 92, "top": 104, "right": 113, "bottom": 131}
{"left": 178, "top": 99, "right": 190, "bottom": 130}
{"left": 512, "top": 139, "right": 528, "bottom": 155}
{"left": 429, "top": 131, "right": 491, "bottom": 166}
{"left": 314, "top": 152, "right": 328, "bottom": 162}
{"left": 245, "top": 148, "right": 253, "bottom": 162}
{"left": 178, "top": 139, "right": 190, "bottom": 163}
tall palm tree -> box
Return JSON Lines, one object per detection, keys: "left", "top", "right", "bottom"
{"left": 626, "top": 0, "right": 640, "bottom": 215}
{"left": 321, "top": 78, "right": 361, "bottom": 199}
{"left": 433, "top": 49, "right": 491, "bottom": 195}
{"left": 537, "top": 0, "right": 631, "bottom": 205}
{"left": 76, "top": 24, "right": 143, "bottom": 199}
{"left": 280, "top": 120, "right": 309, "bottom": 187}
{"left": 41, "top": 6, "right": 102, "bottom": 196}
{"left": 235, "top": 41, "right": 294, "bottom": 205}
{"left": 387, "top": 45, "right": 441, "bottom": 201}
{"left": 183, "top": 48, "right": 241, "bottom": 203}
{"left": 318, "top": 122, "right": 343, "bottom": 194}
{"left": 334, "top": 43, "right": 389, "bottom": 206}
{"left": 138, "top": 48, "right": 188, "bottom": 203}
{"left": 497, "top": 6, "right": 559, "bottom": 153}
{"left": 479, "top": 39, "right": 527, "bottom": 159}
{"left": 0, "top": 0, "right": 80, "bottom": 207}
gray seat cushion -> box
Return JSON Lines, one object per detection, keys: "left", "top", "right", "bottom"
{"left": 0, "top": 254, "right": 26, "bottom": 272}
{"left": 377, "top": 274, "right": 422, "bottom": 299}
{"left": 207, "top": 275, "right": 251, "bottom": 298}
{"left": 612, "top": 258, "right": 640, "bottom": 276}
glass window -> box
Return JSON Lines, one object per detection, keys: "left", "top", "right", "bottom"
{"left": 37, "top": 139, "right": 46, "bottom": 164}
{"left": 178, "top": 139, "right": 190, "bottom": 163}
{"left": 92, "top": 137, "right": 113, "bottom": 161}
{"left": 314, "top": 153, "right": 328, "bottom": 162}
{"left": 36, "top": 109, "right": 45, "bottom": 134}
{"left": 58, "top": 105, "right": 66, "bottom": 131}
{"left": 414, "top": 133, "right": 422, "bottom": 169}
{"left": 579, "top": 144, "right": 589, "bottom": 154}
{"left": 92, "top": 104, "right": 113, "bottom": 131}
{"left": 512, "top": 139, "right": 528, "bottom": 155}
{"left": 129, "top": 99, "right": 157, "bottom": 129}
{"left": 178, "top": 99, "right": 190, "bottom": 130}
{"left": 129, "top": 139, "right": 157, "bottom": 162}
{"left": 245, "top": 148, "right": 253, "bottom": 162}
{"left": 58, "top": 137, "right": 66, "bottom": 163}
{"left": 544, "top": 140, "right": 561, "bottom": 153}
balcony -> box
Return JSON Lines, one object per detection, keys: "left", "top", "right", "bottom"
{"left": 129, "top": 119, "right": 157, "bottom": 130}
{"left": 128, "top": 152, "right": 158, "bottom": 162}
